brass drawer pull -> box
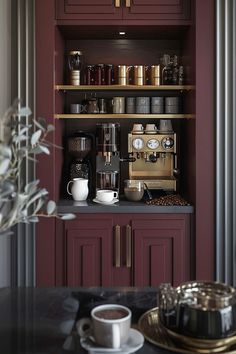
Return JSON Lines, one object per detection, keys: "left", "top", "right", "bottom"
{"left": 126, "top": 225, "right": 132, "bottom": 268}
{"left": 125, "top": 0, "right": 131, "bottom": 7}
{"left": 114, "top": 225, "right": 121, "bottom": 267}
{"left": 115, "top": 0, "right": 120, "bottom": 7}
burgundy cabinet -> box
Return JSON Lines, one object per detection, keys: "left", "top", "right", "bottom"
{"left": 56, "top": 0, "right": 191, "bottom": 23}
{"left": 62, "top": 213, "right": 191, "bottom": 287}
{"left": 65, "top": 217, "right": 113, "bottom": 286}
{"left": 131, "top": 216, "right": 190, "bottom": 287}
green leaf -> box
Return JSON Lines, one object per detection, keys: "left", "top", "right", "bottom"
{"left": 38, "top": 145, "right": 50, "bottom": 155}
{"left": 47, "top": 200, "right": 56, "bottom": 215}
{"left": 19, "top": 107, "right": 32, "bottom": 116}
{"left": 47, "top": 124, "right": 55, "bottom": 132}
{"left": 31, "top": 130, "right": 42, "bottom": 146}
{"left": 0, "top": 159, "right": 10, "bottom": 175}
{"left": 60, "top": 213, "right": 76, "bottom": 220}
{"left": 24, "top": 180, "right": 40, "bottom": 194}
{"left": 33, "top": 119, "right": 46, "bottom": 132}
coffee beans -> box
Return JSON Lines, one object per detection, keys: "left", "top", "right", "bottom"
{"left": 146, "top": 194, "right": 190, "bottom": 206}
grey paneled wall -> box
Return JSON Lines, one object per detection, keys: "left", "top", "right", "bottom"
{"left": 0, "top": 0, "right": 35, "bottom": 287}
{"left": 216, "top": 0, "right": 236, "bottom": 285}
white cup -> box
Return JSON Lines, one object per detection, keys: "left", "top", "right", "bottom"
{"left": 96, "top": 189, "right": 118, "bottom": 203}
{"left": 132, "top": 123, "right": 144, "bottom": 132}
{"left": 76, "top": 304, "right": 131, "bottom": 349}
{"left": 145, "top": 124, "right": 157, "bottom": 132}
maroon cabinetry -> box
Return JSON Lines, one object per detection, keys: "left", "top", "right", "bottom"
{"left": 36, "top": 0, "right": 215, "bottom": 286}
{"left": 61, "top": 213, "right": 191, "bottom": 287}
{"left": 56, "top": 0, "right": 191, "bottom": 23}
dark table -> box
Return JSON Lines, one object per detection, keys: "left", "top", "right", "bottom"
{"left": 0, "top": 287, "right": 177, "bottom": 354}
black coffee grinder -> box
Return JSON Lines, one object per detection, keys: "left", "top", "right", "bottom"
{"left": 67, "top": 131, "right": 93, "bottom": 193}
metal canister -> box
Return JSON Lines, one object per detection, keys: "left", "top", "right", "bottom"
{"left": 134, "top": 65, "right": 144, "bottom": 86}
{"left": 151, "top": 65, "right": 161, "bottom": 85}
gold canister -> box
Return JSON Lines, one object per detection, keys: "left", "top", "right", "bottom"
{"left": 134, "top": 65, "right": 144, "bottom": 86}
{"left": 151, "top": 65, "right": 161, "bottom": 85}
{"left": 117, "top": 65, "right": 132, "bottom": 85}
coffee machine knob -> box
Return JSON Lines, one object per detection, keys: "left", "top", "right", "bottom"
{"left": 149, "top": 153, "right": 158, "bottom": 163}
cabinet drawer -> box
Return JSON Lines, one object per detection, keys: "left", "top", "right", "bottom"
{"left": 56, "top": 0, "right": 122, "bottom": 20}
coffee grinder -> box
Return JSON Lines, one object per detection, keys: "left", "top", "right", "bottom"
{"left": 67, "top": 131, "right": 93, "bottom": 192}
{"left": 96, "top": 123, "right": 120, "bottom": 194}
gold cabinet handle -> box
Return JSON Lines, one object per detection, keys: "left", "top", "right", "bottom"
{"left": 115, "top": 0, "right": 120, "bottom": 7}
{"left": 126, "top": 225, "right": 132, "bottom": 268}
{"left": 114, "top": 225, "right": 121, "bottom": 267}
{"left": 125, "top": 0, "right": 131, "bottom": 7}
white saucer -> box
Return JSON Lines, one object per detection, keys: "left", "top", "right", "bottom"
{"left": 80, "top": 328, "right": 144, "bottom": 354}
{"left": 144, "top": 130, "right": 158, "bottom": 134}
{"left": 131, "top": 130, "right": 144, "bottom": 135}
{"left": 93, "top": 198, "right": 119, "bottom": 205}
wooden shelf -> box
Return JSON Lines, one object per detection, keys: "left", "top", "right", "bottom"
{"left": 54, "top": 113, "right": 195, "bottom": 119}
{"left": 55, "top": 84, "right": 195, "bottom": 91}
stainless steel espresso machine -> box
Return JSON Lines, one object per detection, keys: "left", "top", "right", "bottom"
{"left": 128, "top": 131, "right": 178, "bottom": 191}
{"left": 96, "top": 123, "right": 120, "bottom": 194}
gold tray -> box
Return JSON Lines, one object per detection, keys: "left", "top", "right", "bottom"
{"left": 138, "top": 307, "right": 236, "bottom": 354}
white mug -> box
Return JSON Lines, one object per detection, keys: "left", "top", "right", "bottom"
{"left": 67, "top": 178, "right": 89, "bottom": 201}
{"left": 132, "top": 123, "right": 144, "bottom": 132}
{"left": 76, "top": 304, "right": 131, "bottom": 349}
{"left": 96, "top": 189, "right": 118, "bottom": 203}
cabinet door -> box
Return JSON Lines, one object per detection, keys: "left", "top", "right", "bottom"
{"left": 56, "top": 0, "right": 123, "bottom": 20}
{"left": 66, "top": 218, "right": 113, "bottom": 286}
{"left": 123, "top": 0, "right": 191, "bottom": 22}
{"left": 132, "top": 215, "right": 190, "bottom": 287}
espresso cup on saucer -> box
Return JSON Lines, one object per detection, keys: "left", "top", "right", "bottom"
{"left": 76, "top": 304, "right": 132, "bottom": 349}
{"left": 96, "top": 189, "right": 118, "bottom": 203}
{"left": 132, "top": 123, "right": 144, "bottom": 134}
{"left": 145, "top": 124, "right": 157, "bottom": 133}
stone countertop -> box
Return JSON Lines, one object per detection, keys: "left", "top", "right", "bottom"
{"left": 58, "top": 199, "right": 194, "bottom": 214}
{"left": 0, "top": 287, "right": 174, "bottom": 354}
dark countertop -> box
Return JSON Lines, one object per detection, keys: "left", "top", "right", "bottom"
{"left": 58, "top": 199, "right": 194, "bottom": 214}
{"left": 0, "top": 287, "right": 175, "bottom": 354}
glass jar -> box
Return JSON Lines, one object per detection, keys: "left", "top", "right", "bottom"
{"left": 84, "top": 65, "right": 95, "bottom": 85}
{"left": 124, "top": 180, "right": 144, "bottom": 201}
{"left": 67, "top": 50, "right": 83, "bottom": 85}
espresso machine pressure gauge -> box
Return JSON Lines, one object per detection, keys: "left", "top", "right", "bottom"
{"left": 132, "top": 138, "right": 144, "bottom": 150}
{"left": 162, "top": 137, "right": 174, "bottom": 149}
{"left": 147, "top": 139, "right": 160, "bottom": 150}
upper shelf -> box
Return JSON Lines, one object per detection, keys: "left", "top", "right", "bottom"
{"left": 55, "top": 84, "right": 195, "bottom": 91}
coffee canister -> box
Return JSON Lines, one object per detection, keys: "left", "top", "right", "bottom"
{"left": 151, "top": 65, "right": 161, "bottom": 85}
{"left": 67, "top": 50, "right": 83, "bottom": 85}
{"left": 151, "top": 97, "right": 164, "bottom": 114}
{"left": 136, "top": 97, "right": 150, "bottom": 114}
{"left": 134, "top": 65, "right": 144, "bottom": 86}
{"left": 165, "top": 96, "right": 180, "bottom": 114}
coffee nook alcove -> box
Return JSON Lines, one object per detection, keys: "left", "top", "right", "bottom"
{"left": 35, "top": 0, "right": 214, "bottom": 287}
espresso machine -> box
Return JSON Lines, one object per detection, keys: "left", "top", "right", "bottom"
{"left": 128, "top": 131, "right": 178, "bottom": 191}
{"left": 96, "top": 123, "right": 120, "bottom": 194}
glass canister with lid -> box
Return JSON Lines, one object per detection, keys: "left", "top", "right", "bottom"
{"left": 67, "top": 50, "right": 83, "bottom": 85}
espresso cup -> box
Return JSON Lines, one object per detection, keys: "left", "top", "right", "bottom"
{"left": 96, "top": 189, "right": 118, "bottom": 203}
{"left": 77, "top": 304, "right": 131, "bottom": 349}
{"left": 159, "top": 119, "right": 173, "bottom": 132}
{"left": 132, "top": 123, "right": 144, "bottom": 132}
{"left": 145, "top": 124, "right": 157, "bottom": 132}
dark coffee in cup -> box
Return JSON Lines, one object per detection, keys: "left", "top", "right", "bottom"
{"left": 94, "top": 308, "right": 128, "bottom": 320}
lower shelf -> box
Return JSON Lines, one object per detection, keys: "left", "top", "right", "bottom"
{"left": 54, "top": 113, "right": 195, "bottom": 119}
